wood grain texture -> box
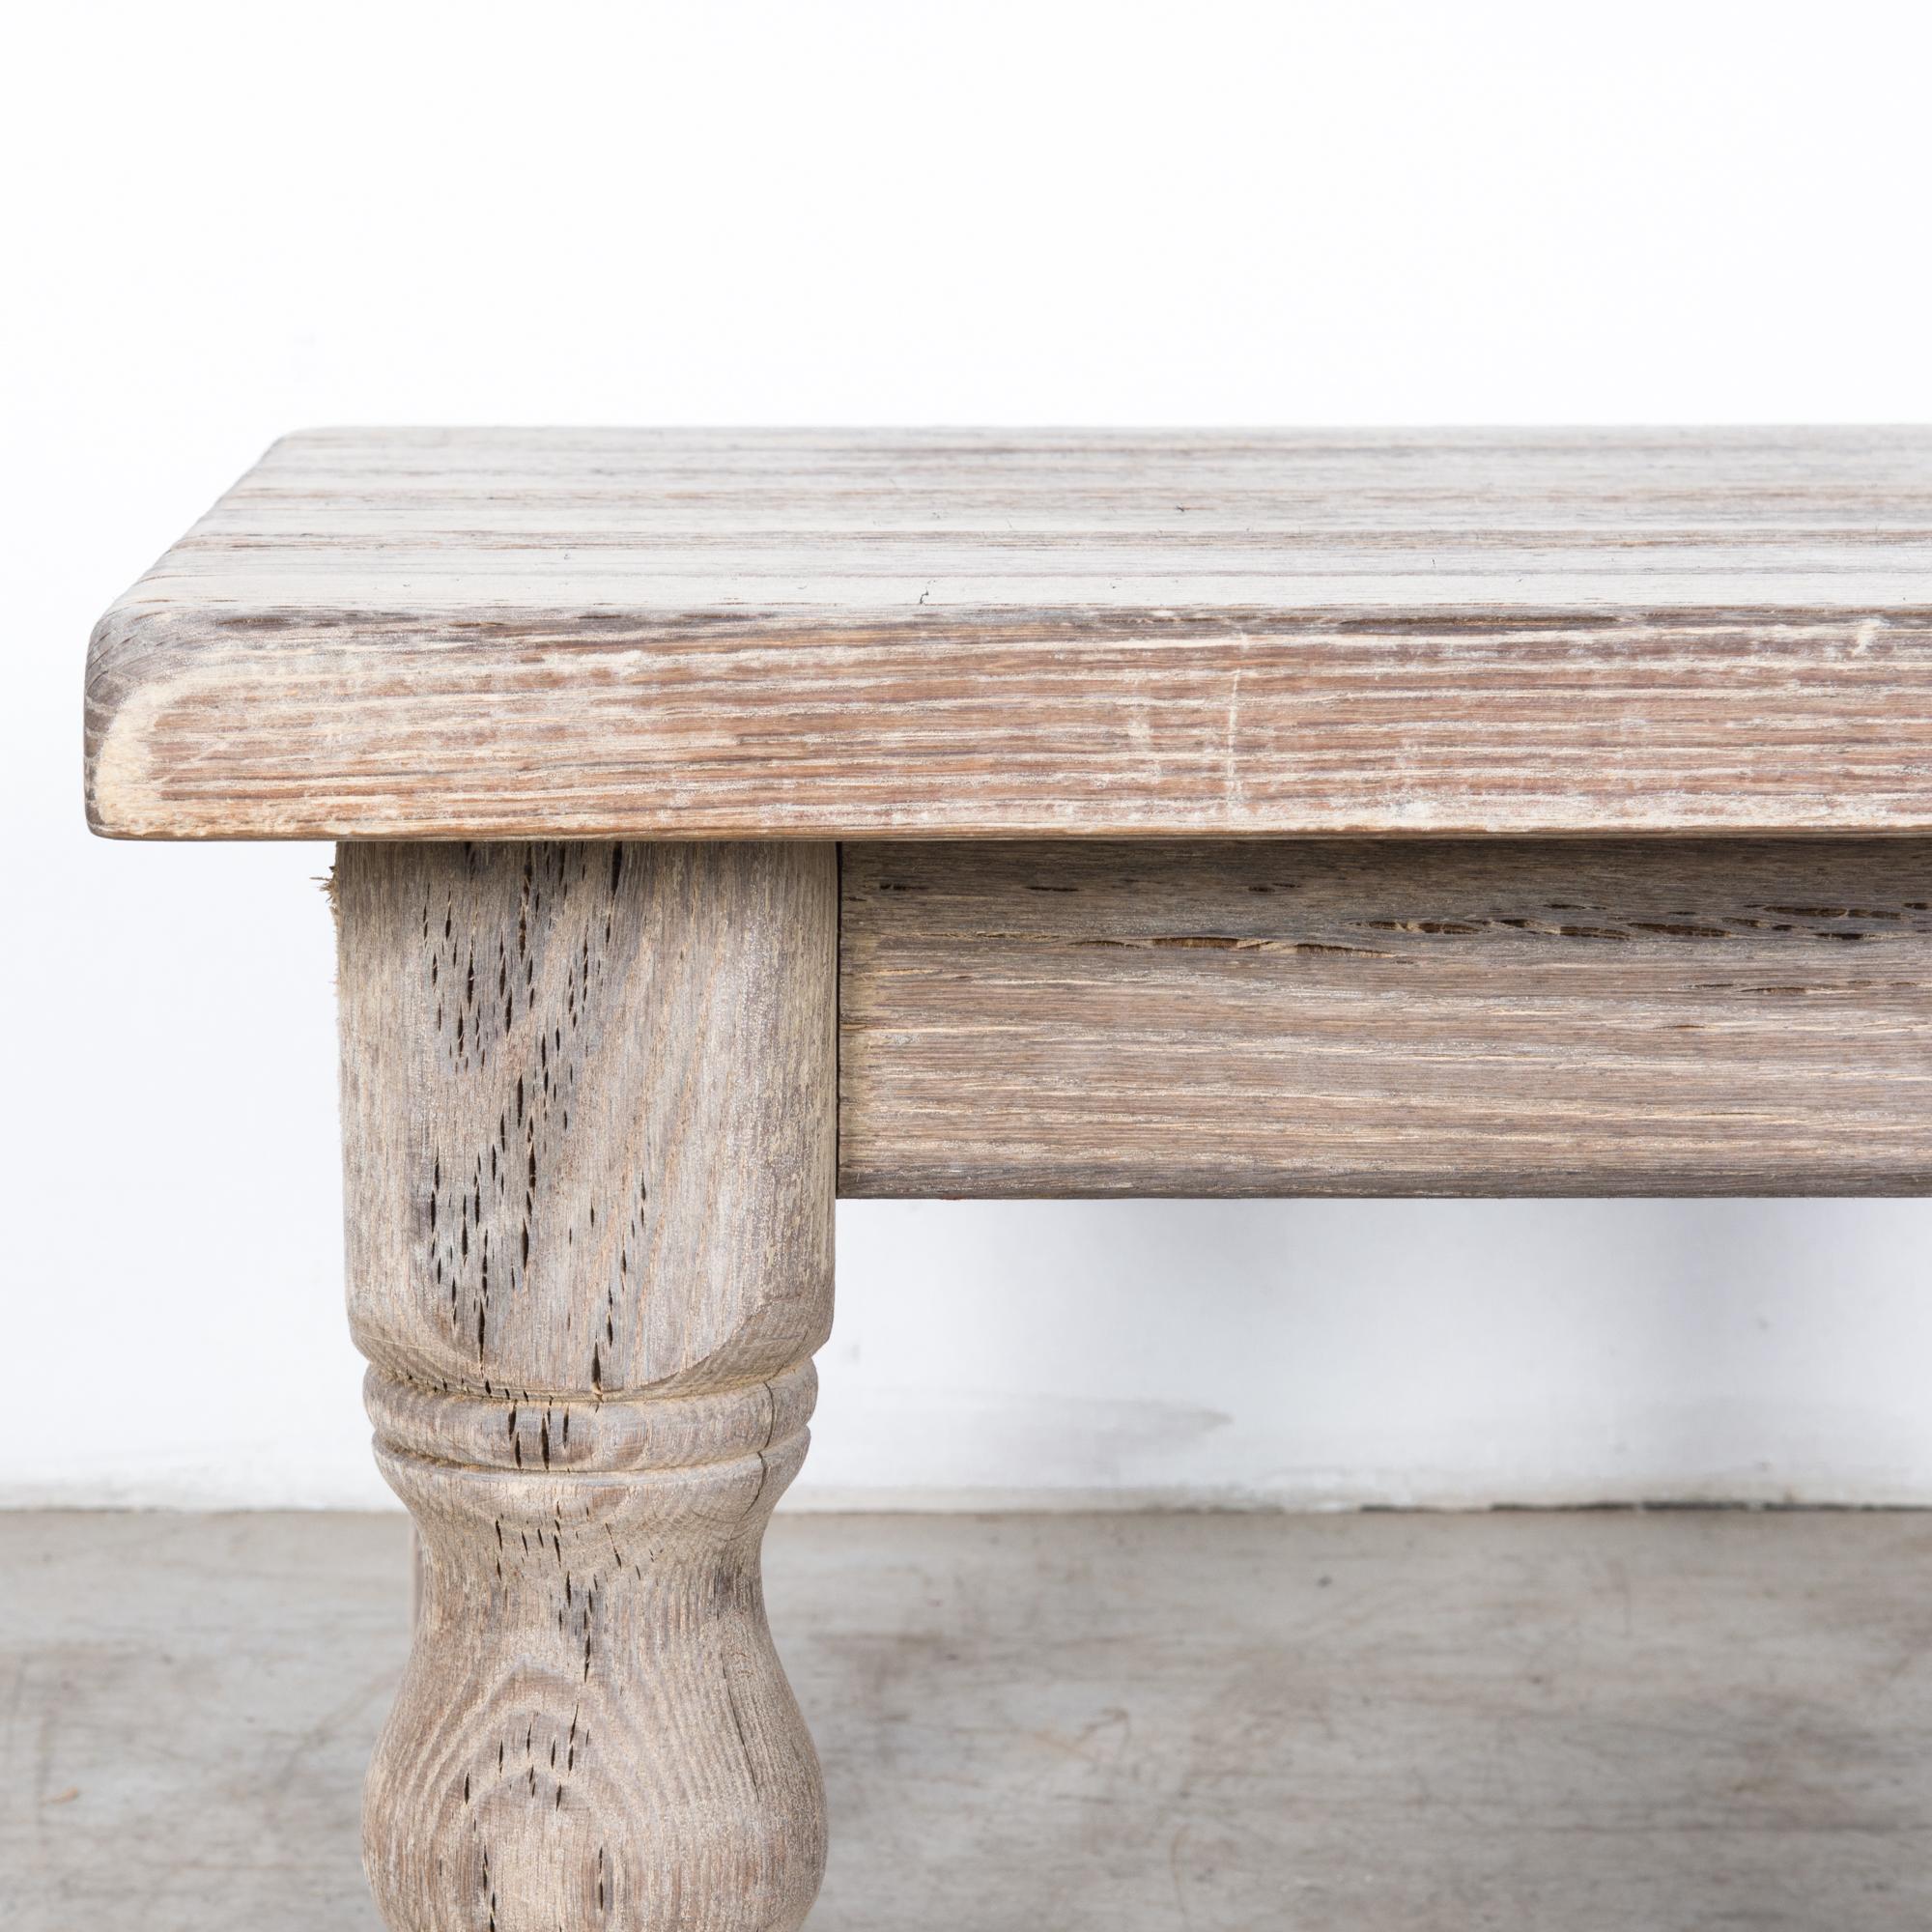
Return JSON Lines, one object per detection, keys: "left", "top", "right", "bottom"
{"left": 87, "top": 427, "right": 1932, "bottom": 840}
{"left": 838, "top": 839, "right": 1932, "bottom": 1197}
{"left": 336, "top": 839, "right": 836, "bottom": 1932}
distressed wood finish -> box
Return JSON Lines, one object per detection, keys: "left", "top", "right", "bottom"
{"left": 87, "top": 427, "right": 1932, "bottom": 841}
{"left": 82, "top": 430, "right": 1932, "bottom": 1932}
{"left": 336, "top": 839, "right": 836, "bottom": 1932}
{"left": 838, "top": 839, "right": 1932, "bottom": 1198}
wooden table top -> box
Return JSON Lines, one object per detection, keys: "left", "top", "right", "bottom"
{"left": 85, "top": 427, "right": 1932, "bottom": 840}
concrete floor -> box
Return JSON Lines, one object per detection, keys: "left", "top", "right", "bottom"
{"left": 4, "top": 1512, "right": 1932, "bottom": 1930}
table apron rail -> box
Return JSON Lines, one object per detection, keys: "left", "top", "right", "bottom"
{"left": 836, "top": 838, "right": 1932, "bottom": 1198}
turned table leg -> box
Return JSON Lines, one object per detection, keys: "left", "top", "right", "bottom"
{"left": 335, "top": 840, "right": 836, "bottom": 1932}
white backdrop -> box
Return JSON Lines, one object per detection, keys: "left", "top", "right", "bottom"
{"left": 7, "top": 1, "right": 1930, "bottom": 1510}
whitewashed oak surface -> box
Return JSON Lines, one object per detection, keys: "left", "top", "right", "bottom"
{"left": 337, "top": 841, "right": 836, "bottom": 1932}
{"left": 86, "top": 427, "right": 1932, "bottom": 840}
{"left": 78, "top": 437, "right": 1932, "bottom": 1932}
{"left": 839, "top": 839, "right": 1932, "bottom": 1197}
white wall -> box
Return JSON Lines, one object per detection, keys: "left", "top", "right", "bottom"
{"left": 7, "top": 1, "right": 1930, "bottom": 1511}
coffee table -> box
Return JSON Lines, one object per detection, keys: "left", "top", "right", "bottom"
{"left": 84, "top": 429, "right": 1932, "bottom": 1929}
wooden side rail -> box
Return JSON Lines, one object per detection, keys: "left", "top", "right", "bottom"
{"left": 838, "top": 839, "right": 1932, "bottom": 1198}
